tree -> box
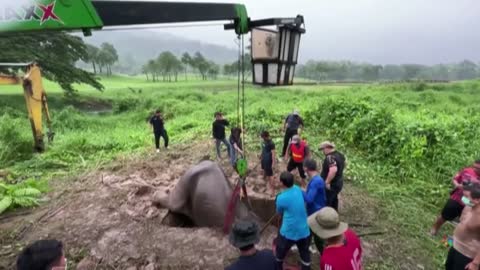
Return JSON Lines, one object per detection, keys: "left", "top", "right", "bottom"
{"left": 0, "top": 32, "right": 103, "bottom": 94}
{"left": 207, "top": 62, "right": 219, "bottom": 80}
{"left": 142, "top": 64, "right": 150, "bottom": 81}
{"left": 181, "top": 52, "right": 192, "bottom": 81}
{"left": 192, "top": 52, "right": 212, "bottom": 80}
{"left": 85, "top": 44, "right": 100, "bottom": 74}
{"left": 430, "top": 64, "right": 450, "bottom": 81}
{"left": 154, "top": 51, "right": 183, "bottom": 82}
{"left": 147, "top": 60, "right": 157, "bottom": 81}
{"left": 361, "top": 65, "right": 382, "bottom": 81}
{"left": 402, "top": 64, "right": 424, "bottom": 80}
{"left": 455, "top": 60, "right": 477, "bottom": 80}
{"left": 98, "top": 43, "right": 118, "bottom": 76}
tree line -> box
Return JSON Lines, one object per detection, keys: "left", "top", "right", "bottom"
{"left": 85, "top": 43, "right": 119, "bottom": 76}
{"left": 142, "top": 51, "right": 220, "bottom": 82}
{"left": 297, "top": 60, "right": 480, "bottom": 82}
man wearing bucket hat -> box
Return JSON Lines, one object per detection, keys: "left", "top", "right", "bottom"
{"left": 226, "top": 220, "right": 276, "bottom": 270}
{"left": 319, "top": 141, "right": 346, "bottom": 211}
{"left": 308, "top": 207, "right": 363, "bottom": 270}
{"left": 281, "top": 109, "right": 304, "bottom": 160}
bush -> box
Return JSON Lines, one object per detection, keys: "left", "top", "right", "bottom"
{"left": 0, "top": 114, "right": 33, "bottom": 166}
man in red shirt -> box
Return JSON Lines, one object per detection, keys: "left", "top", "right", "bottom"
{"left": 308, "top": 207, "right": 362, "bottom": 270}
{"left": 431, "top": 160, "right": 480, "bottom": 236}
{"left": 285, "top": 135, "right": 310, "bottom": 186}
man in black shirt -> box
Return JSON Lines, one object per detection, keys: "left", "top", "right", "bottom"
{"left": 226, "top": 220, "right": 276, "bottom": 270}
{"left": 149, "top": 110, "right": 169, "bottom": 153}
{"left": 260, "top": 131, "right": 276, "bottom": 194}
{"left": 319, "top": 141, "right": 345, "bottom": 211}
{"left": 212, "top": 112, "right": 232, "bottom": 162}
{"left": 281, "top": 109, "right": 304, "bottom": 159}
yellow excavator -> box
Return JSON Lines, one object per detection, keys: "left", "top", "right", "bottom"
{"left": 0, "top": 63, "right": 54, "bottom": 152}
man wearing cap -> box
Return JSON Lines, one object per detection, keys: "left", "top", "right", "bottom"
{"left": 281, "top": 109, "right": 305, "bottom": 159}
{"left": 319, "top": 141, "right": 346, "bottom": 211}
{"left": 302, "top": 158, "right": 327, "bottom": 253}
{"left": 446, "top": 182, "right": 480, "bottom": 270}
{"left": 275, "top": 171, "right": 312, "bottom": 270}
{"left": 308, "top": 207, "right": 363, "bottom": 270}
{"left": 226, "top": 220, "right": 276, "bottom": 270}
{"left": 285, "top": 135, "right": 310, "bottom": 186}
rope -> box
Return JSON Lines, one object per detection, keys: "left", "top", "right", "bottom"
{"left": 241, "top": 34, "right": 246, "bottom": 157}
{"left": 236, "top": 35, "right": 241, "bottom": 125}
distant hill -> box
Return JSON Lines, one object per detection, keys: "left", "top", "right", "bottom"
{"left": 80, "top": 30, "right": 237, "bottom": 74}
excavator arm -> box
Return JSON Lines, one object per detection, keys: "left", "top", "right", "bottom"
{"left": 0, "top": 63, "right": 54, "bottom": 152}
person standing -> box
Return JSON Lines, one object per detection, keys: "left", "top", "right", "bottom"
{"left": 431, "top": 160, "right": 480, "bottom": 236}
{"left": 445, "top": 182, "right": 480, "bottom": 270}
{"left": 302, "top": 158, "right": 327, "bottom": 253}
{"left": 275, "top": 171, "right": 312, "bottom": 270}
{"left": 285, "top": 135, "right": 310, "bottom": 186}
{"left": 281, "top": 109, "right": 304, "bottom": 159}
{"left": 149, "top": 110, "right": 169, "bottom": 153}
{"left": 319, "top": 141, "right": 345, "bottom": 211}
{"left": 230, "top": 127, "right": 244, "bottom": 167}
{"left": 226, "top": 220, "right": 276, "bottom": 270}
{"left": 212, "top": 112, "right": 232, "bottom": 162}
{"left": 308, "top": 207, "right": 363, "bottom": 270}
{"left": 260, "top": 131, "right": 276, "bottom": 194}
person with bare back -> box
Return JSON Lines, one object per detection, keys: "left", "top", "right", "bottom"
{"left": 446, "top": 182, "right": 480, "bottom": 270}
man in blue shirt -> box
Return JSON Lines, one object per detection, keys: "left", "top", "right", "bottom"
{"left": 275, "top": 171, "right": 311, "bottom": 270}
{"left": 302, "top": 158, "right": 326, "bottom": 253}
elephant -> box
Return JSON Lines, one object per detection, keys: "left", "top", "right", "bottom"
{"left": 154, "top": 160, "right": 257, "bottom": 227}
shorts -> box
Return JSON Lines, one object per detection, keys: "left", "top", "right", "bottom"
{"left": 446, "top": 247, "right": 473, "bottom": 270}
{"left": 441, "top": 199, "right": 464, "bottom": 221}
{"left": 261, "top": 161, "right": 273, "bottom": 177}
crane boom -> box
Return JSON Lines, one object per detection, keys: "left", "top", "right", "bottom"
{"left": 0, "top": 0, "right": 249, "bottom": 35}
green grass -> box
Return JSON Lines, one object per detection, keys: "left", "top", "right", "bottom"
{"left": 2, "top": 75, "right": 480, "bottom": 269}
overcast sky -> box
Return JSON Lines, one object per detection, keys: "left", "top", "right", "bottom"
{"left": 161, "top": 0, "right": 480, "bottom": 65}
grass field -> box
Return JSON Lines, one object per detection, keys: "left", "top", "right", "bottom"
{"left": 1, "top": 75, "right": 480, "bottom": 269}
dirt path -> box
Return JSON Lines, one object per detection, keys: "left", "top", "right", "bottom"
{"left": 0, "top": 141, "right": 430, "bottom": 269}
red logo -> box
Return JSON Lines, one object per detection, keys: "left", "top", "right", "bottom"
{"left": 38, "top": 1, "right": 63, "bottom": 25}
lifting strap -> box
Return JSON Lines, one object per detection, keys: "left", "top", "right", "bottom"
{"left": 224, "top": 35, "right": 250, "bottom": 234}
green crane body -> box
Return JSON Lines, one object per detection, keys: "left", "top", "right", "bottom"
{"left": 0, "top": 0, "right": 250, "bottom": 35}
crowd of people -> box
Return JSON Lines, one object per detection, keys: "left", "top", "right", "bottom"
{"left": 225, "top": 154, "right": 361, "bottom": 270}
{"left": 13, "top": 111, "right": 479, "bottom": 270}
{"left": 210, "top": 110, "right": 362, "bottom": 269}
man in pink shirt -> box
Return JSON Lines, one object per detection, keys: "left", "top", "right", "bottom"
{"left": 308, "top": 207, "right": 362, "bottom": 270}
{"left": 431, "top": 160, "right": 480, "bottom": 236}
